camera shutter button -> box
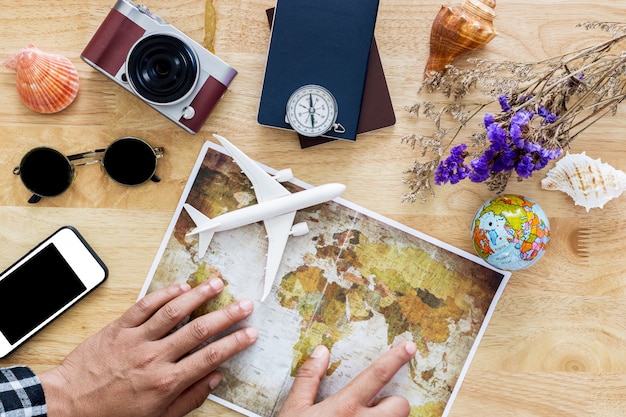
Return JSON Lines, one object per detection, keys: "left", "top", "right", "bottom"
{"left": 182, "top": 106, "right": 196, "bottom": 120}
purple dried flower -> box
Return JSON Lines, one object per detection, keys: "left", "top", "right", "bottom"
{"left": 511, "top": 108, "right": 534, "bottom": 128}
{"left": 492, "top": 148, "right": 517, "bottom": 173}
{"left": 538, "top": 106, "right": 558, "bottom": 124}
{"left": 545, "top": 113, "right": 557, "bottom": 124}
{"left": 486, "top": 123, "right": 507, "bottom": 150}
{"left": 515, "top": 153, "right": 535, "bottom": 178}
{"left": 434, "top": 144, "right": 470, "bottom": 185}
{"left": 431, "top": 91, "right": 565, "bottom": 190}
{"left": 484, "top": 113, "right": 495, "bottom": 127}
{"left": 498, "top": 95, "right": 511, "bottom": 112}
{"left": 468, "top": 155, "right": 491, "bottom": 182}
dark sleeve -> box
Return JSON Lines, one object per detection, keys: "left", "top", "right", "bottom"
{"left": 0, "top": 366, "right": 47, "bottom": 416}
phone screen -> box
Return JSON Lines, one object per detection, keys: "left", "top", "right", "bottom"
{"left": 0, "top": 243, "right": 87, "bottom": 344}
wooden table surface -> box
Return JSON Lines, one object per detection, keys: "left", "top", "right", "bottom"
{"left": 1, "top": 1, "right": 625, "bottom": 416}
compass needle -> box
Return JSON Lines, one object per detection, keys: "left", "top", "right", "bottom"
{"left": 286, "top": 85, "right": 339, "bottom": 137}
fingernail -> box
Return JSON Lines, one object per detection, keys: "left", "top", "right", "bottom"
{"left": 245, "top": 327, "right": 259, "bottom": 341}
{"left": 207, "top": 277, "right": 223, "bottom": 291}
{"left": 208, "top": 372, "right": 222, "bottom": 390}
{"left": 404, "top": 341, "right": 417, "bottom": 356}
{"left": 180, "top": 283, "right": 191, "bottom": 292}
{"left": 238, "top": 298, "right": 254, "bottom": 313}
{"left": 311, "top": 345, "right": 328, "bottom": 359}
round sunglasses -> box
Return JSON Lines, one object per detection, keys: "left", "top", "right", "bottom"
{"left": 14, "top": 137, "right": 164, "bottom": 203}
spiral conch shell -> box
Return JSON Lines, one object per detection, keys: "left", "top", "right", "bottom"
{"left": 424, "top": 0, "right": 497, "bottom": 78}
{"left": 3, "top": 44, "right": 79, "bottom": 113}
{"left": 541, "top": 152, "right": 626, "bottom": 212}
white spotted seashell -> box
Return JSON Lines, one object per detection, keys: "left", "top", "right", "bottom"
{"left": 3, "top": 44, "right": 79, "bottom": 113}
{"left": 541, "top": 152, "right": 626, "bottom": 212}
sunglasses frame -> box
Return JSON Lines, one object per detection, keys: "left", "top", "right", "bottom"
{"left": 14, "top": 137, "right": 164, "bottom": 204}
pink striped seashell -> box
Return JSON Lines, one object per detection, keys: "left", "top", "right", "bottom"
{"left": 4, "top": 44, "right": 79, "bottom": 113}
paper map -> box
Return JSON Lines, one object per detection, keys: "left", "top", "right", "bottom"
{"left": 140, "top": 141, "right": 510, "bottom": 417}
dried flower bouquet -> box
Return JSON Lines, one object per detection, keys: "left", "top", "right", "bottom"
{"left": 402, "top": 22, "right": 626, "bottom": 202}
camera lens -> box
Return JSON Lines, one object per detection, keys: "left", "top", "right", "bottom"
{"left": 127, "top": 35, "right": 199, "bottom": 104}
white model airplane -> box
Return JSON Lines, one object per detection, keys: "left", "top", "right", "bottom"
{"left": 183, "top": 134, "right": 346, "bottom": 301}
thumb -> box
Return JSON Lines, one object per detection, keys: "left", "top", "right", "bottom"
{"left": 280, "top": 345, "right": 330, "bottom": 414}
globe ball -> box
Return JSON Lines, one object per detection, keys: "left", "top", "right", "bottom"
{"left": 471, "top": 195, "right": 550, "bottom": 270}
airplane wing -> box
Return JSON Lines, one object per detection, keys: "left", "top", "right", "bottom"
{"left": 196, "top": 230, "right": 215, "bottom": 259}
{"left": 261, "top": 211, "right": 297, "bottom": 301}
{"left": 213, "top": 134, "right": 291, "bottom": 203}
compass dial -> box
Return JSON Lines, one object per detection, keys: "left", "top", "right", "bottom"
{"left": 285, "top": 85, "right": 338, "bottom": 137}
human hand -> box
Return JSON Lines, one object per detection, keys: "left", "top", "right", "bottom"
{"left": 278, "top": 341, "right": 417, "bottom": 417}
{"left": 38, "top": 278, "right": 258, "bottom": 417}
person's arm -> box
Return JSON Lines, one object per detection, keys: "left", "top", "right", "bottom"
{"left": 278, "top": 341, "right": 417, "bottom": 417}
{"left": 0, "top": 366, "right": 47, "bottom": 416}
{"left": 38, "top": 278, "right": 258, "bottom": 417}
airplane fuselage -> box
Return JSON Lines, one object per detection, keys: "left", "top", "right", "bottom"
{"left": 189, "top": 182, "right": 345, "bottom": 235}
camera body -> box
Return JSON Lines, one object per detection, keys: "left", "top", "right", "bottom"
{"left": 81, "top": 0, "right": 237, "bottom": 134}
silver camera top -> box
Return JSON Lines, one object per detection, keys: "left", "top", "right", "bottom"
{"left": 134, "top": 2, "right": 167, "bottom": 25}
{"left": 114, "top": 0, "right": 166, "bottom": 27}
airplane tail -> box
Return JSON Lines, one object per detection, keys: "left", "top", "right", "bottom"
{"left": 183, "top": 203, "right": 217, "bottom": 258}
{"left": 184, "top": 203, "right": 212, "bottom": 226}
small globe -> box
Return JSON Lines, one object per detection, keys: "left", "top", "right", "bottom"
{"left": 471, "top": 195, "right": 550, "bottom": 270}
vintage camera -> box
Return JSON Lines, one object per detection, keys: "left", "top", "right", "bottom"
{"left": 81, "top": 0, "right": 237, "bottom": 134}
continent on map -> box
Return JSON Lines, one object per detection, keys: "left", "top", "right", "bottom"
{"left": 278, "top": 225, "right": 496, "bottom": 370}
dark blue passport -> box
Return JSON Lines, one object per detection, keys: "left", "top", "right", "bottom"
{"left": 257, "top": 0, "right": 380, "bottom": 141}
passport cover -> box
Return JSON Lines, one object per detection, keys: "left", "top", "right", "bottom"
{"left": 258, "top": 0, "right": 380, "bottom": 141}
{"left": 266, "top": 8, "right": 396, "bottom": 148}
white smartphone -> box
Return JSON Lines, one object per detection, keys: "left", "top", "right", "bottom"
{"left": 0, "top": 226, "right": 108, "bottom": 358}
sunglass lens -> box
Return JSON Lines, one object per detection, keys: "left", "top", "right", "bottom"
{"left": 103, "top": 138, "right": 156, "bottom": 185}
{"left": 19, "top": 148, "right": 73, "bottom": 197}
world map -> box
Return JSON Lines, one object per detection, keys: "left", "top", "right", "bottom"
{"left": 143, "top": 143, "right": 508, "bottom": 417}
